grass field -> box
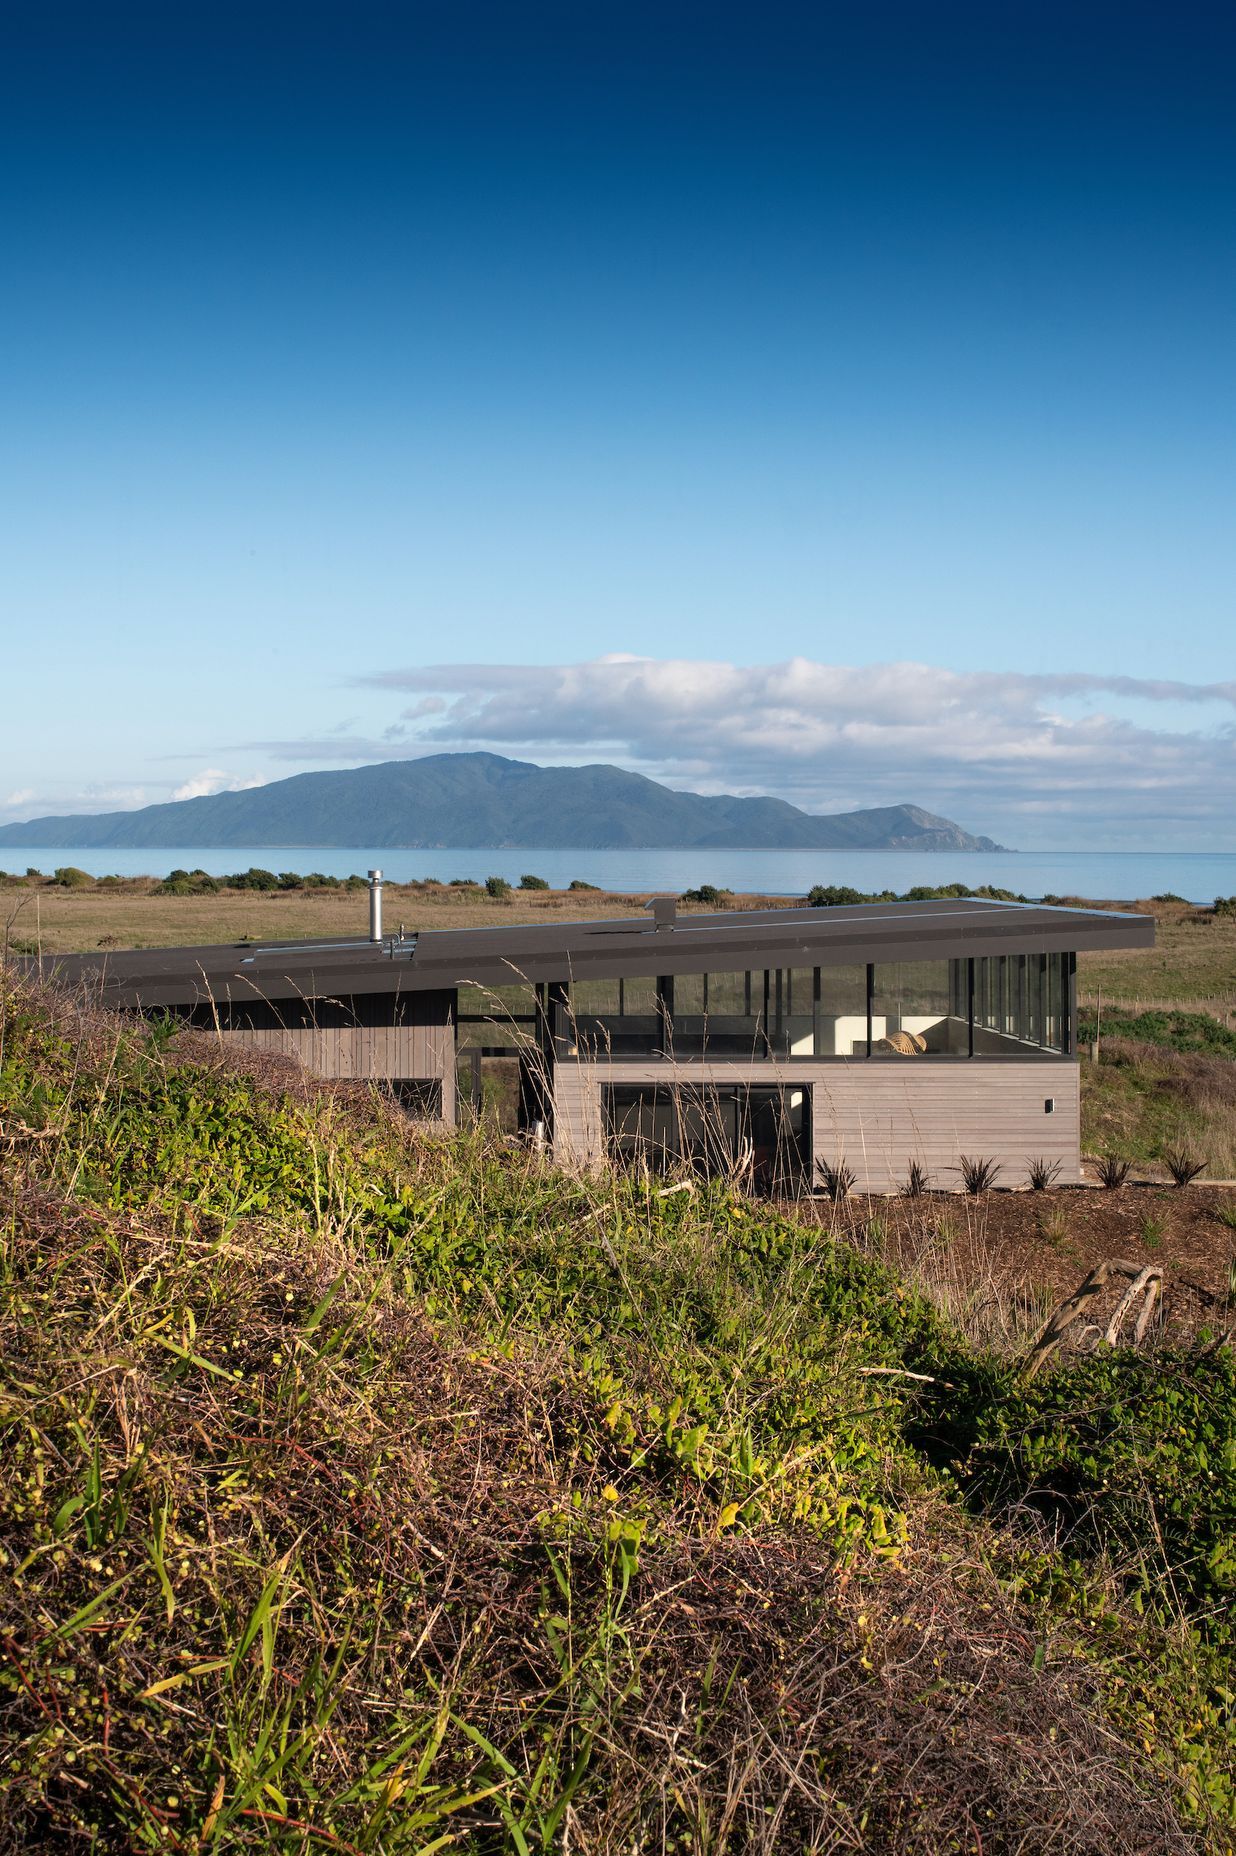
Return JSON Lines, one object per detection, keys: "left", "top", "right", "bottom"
{"left": 3, "top": 968, "right": 1234, "bottom": 1851}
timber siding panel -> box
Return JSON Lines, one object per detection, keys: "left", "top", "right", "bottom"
{"left": 553, "top": 1064, "right": 607, "bottom": 1167}
{"left": 811, "top": 1062, "right": 1079, "bottom": 1191}
{"left": 552, "top": 1056, "right": 1079, "bottom": 1191}
{"left": 221, "top": 1021, "right": 455, "bottom": 1121}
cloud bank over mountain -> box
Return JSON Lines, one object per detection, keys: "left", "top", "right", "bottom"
{"left": 252, "top": 657, "right": 1236, "bottom": 848}
{"left": 5, "top": 658, "right": 1234, "bottom": 849}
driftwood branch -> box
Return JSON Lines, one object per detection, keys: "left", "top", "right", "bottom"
{"left": 1022, "top": 1259, "right": 1163, "bottom": 1379}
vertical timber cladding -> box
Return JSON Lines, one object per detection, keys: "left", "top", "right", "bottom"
{"left": 554, "top": 1057, "right": 1080, "bottom": 1190}
{"left": 214, "top": 988, "right": 456, "bottom": 1121}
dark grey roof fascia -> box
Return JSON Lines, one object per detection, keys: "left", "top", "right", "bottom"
{"left": 24, "top": 897, "right": 1154, "bottom": 1011}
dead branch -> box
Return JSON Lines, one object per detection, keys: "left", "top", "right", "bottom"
{"left": 1022, "top": 1259, "right": 1163, "bottom": 1379}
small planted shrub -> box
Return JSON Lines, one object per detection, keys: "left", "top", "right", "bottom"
{"left": 1215, "top": 1200, "right": 1236, "bottom": 1232}
{"left": 958, "top": 1155, "right": 1001, "bottom": 1194}
{"left": 519, "top": 874, "right": 550, "bottom": 890}
{"left": 1138, "top": 1213, "right": 1166, "bottom": 1250}
{"left": 1096, "top": 1152, "right": 1132, "bottom": 1189}
{"left": 1026, "top": 1155, "right": 1062, "bottom": 1191}
{"left": 819, "top": 1159, "right": 856, "bottom": 1200}
{"left": 863, "top": 1214, "right": 887, "bottom": 1251}
{"left": 902, "top": 1158, "right": 929, "bottom": 1197}
{"left": 1038, "top": 1204, "right": 1069, "bottom": 1246}
{"left": 485, "top": 875, "right": 512, "bottom": 899}
{"left": 1162, "top": 1146, "right": 1207, "bottom": 1188}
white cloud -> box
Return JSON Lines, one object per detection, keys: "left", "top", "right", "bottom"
{"left": 5, "top": 788, "right": 35, "bottom": 807}
{"left": 171, "top": 769, "right": 266, "bottom": 802}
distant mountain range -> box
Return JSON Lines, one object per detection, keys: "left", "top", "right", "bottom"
{"left": 0, "top": 754, "right": 1007, "bottom": 852}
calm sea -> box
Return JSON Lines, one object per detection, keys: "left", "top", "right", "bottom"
{"left": 7, "top": 846, "right": 1236, "bottom": 904}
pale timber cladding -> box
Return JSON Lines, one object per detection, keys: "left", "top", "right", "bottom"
{"left": 221, "top": 1022, "right": 456, "bottom": 1121}
{"left": 553, "top": 1058, "right": 1080, "bottom": 1192}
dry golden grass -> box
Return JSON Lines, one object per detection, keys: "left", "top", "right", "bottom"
{"left": 1076, "top": 898, "right": 1236, "bottom": 1016}
{"left": 2, "top": 879, "right": 663, "bottom": 955}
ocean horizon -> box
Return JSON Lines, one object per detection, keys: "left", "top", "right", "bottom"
{"left": 5, "top": 845, "right": 1235, "bottom": 905}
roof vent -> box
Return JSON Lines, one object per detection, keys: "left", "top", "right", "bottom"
{"left": 368, "top": 869, "right": 383, "bottom": 943}
{"left": 646, "top": 896, "right": 677, "bottom": 932}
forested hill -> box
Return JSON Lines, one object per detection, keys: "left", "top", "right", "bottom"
{"left": 0, "top": 753, "right": 1006, "bottom": 850}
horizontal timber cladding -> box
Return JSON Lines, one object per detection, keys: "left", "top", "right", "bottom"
{"left": 552, "top": 1056, "right": 1079, "bottom": 1192}
{"left": 809, "top": 1060, "right": 1080, "bottom": 1192}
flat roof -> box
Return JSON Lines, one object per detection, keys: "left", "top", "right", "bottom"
{"left": 28, "top": 896, "right": 1154, "bottom": 1010}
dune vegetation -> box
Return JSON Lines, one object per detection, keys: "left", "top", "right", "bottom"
{"left": 2, "top": 969, "right": 1235, "bottom": 1852}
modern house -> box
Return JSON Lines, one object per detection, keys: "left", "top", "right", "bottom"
{"left": 37, "top": 881, "right": 1153, "bottom": 1193}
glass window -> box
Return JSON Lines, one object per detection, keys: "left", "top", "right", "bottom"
{"left": 971, "top": 954, "right": 1071, "bottom": 1053}
{"left": 814, "top": 964, "right": 868, "bottom": 1057}
{"left": 668, "top": 970, "right": 759, "bottom": 1057}
{"left": 456, "top": 979, "right": 537, "bottom": 1051}
{"left": 872, "top": 960, "right": 965, "bottom": 1057}
{"left": 604, "top": 1083, "right": 809, "bottom": 1187}
{"left": 560, "top": 972, "right": 659, "bottom": 1055}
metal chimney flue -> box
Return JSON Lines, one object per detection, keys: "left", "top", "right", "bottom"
{"left": 368, "top": 869, "right": 383, "bottom": 943}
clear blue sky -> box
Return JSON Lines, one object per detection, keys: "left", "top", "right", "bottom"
{"left": 2, "top": 1, "right": 1234, "bottom": 847}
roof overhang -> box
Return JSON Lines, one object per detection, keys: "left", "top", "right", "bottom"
{"left": 26, "top": 897, "right": 1155, "bottom": 1011}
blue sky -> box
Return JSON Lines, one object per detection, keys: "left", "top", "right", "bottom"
{"left": 2, "top": 1, "right": 1234, "bottom": 848}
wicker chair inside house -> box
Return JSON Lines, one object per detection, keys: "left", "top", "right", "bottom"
{"left": 876, "top": 1029, "right": 928, "bottom": 1055}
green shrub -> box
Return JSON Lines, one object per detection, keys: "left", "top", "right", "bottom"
{"left": 156, "top": 869, "right": 220, "bottom": 896}
{"left": 807, "top": 884, "right": 869, "bottom": 906}
{"left": 519, "top": 873, "right": 550, "bottom": 890}
{"left": 680, "top": 884, "right": 731, "bottom": 906}
{"left": 569, "top": 878, "right": 600, "bottom": 890}
{"left": 1078, "top": 1005, "right": 1236, "bottom": 1059}
{"left": 53, "top": 865, "right": 94, "bottom": 888}
{"left": 944, "top": 1348, "right": 1236, "bottom": 1647}
{"left": 221, "top": 867, "right": 280, "bottom": 891}
{"left": 485, "top": 875, "right": 512, "bottom": 899}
